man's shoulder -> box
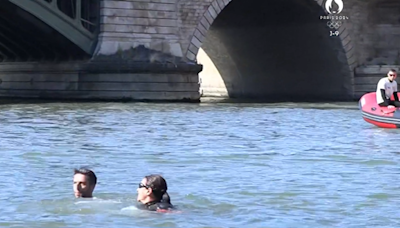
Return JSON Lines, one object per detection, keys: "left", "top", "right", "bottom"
{"left": 378, "top": 77, "right": 397, "bottom": 85}
{"left": 378, "top": 77, "right": 387, "bottom": 84}
{"left": 377, "top": 77, "right": 388, "bottom": 87}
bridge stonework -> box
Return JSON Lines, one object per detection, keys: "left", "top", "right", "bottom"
{"left": 97, "top": 0, "right": 359, "bottom": 61}
{"left": 0, "top": 0, "right": 399, "bottom": 101}
{"left": 94, "top": 0, "right": 400, "bottom": 101}
{"left": 94, "top": 0, "right": 358, "bottom": 64}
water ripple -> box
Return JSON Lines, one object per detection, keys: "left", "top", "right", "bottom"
{"left": 0, "top": 102, "right": 399, "bottom": 227}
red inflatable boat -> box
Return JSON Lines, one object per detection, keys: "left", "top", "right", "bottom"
{"left": 359, "top": 92, "right": 400, "bottom": 128}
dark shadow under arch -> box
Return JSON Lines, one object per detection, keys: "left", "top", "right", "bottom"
{"left": 196, "top": 0, "right": 353, "bottom": 101}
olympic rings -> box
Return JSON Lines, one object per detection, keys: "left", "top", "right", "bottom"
{"left": 326, "top": 21, "right": 341, "bottom": 29}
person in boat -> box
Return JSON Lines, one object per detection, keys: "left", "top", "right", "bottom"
{"left": 73, "top": 168, "right": 97, "bottom": 198}
{"left": 376, "top": 69, "right": 400, "bottom": 107}
{"left": 136, "top": 174, "right": 174, "bottom": 212}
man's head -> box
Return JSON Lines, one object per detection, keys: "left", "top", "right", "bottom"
{"left": 137, "top": 174, "right": 167, "bottom": 204}
{"left": 387, "top": 69, "right": 397, "bottom": 82}
{"left": 73, "top": 168, "right": 97, "bottom": 198}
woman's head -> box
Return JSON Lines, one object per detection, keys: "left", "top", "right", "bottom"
{"left": 137, "top": 174, "right": 168, "bottom": 204}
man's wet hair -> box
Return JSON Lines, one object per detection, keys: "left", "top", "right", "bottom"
{"left": 74, "top": 168, "right": 97, "bottom": 186}
{"left": 390, "top": 69, "right": 397, "bottom": 72}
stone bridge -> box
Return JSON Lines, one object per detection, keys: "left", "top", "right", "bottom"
{"left": 0, "top": 0, "right": 399, "bottom": 102}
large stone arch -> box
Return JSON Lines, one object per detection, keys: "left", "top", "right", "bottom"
{"left": 185, "top": 0, "right": 357, "bottom": 101}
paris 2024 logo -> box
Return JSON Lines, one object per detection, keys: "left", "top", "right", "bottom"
{"left": 325, "top": 0, "right": 343, "bottom": 14}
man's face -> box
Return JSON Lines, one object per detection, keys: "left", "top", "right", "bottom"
{"left": 73, "top": 173, "right": 93, "bottom": 198}
{"left": 388, "top": 71, "right": 397, "bottom": 81}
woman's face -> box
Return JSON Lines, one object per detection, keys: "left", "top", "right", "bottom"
{"left": 137, "top": 178, "right": 150, "bottom": 202}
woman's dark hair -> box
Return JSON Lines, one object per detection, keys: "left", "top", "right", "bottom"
{"left": 162, "top": 191, "right": 171, "bottom": 204}
{"left": 145, "top": 174, "right": 168, "bottom": 202}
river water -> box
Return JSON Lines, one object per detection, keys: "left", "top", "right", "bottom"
{"left": 0, "top": 101, "right": 399, "bottom": 228}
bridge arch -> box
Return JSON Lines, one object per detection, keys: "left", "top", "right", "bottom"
{"left": 186, "top": 0, "right": 357, "bottom": 101}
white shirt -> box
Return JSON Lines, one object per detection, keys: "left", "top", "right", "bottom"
{"left": 376, "top": 77, "right": 397, "bottom": 103}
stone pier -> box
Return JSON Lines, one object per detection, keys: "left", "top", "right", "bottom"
{"left": 0, "top": 51, "right": 202, "bottom": 102}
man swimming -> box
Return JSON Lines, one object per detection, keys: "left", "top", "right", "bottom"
{"left": 73, "top": 168, "right": 97, "bottom": 198}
